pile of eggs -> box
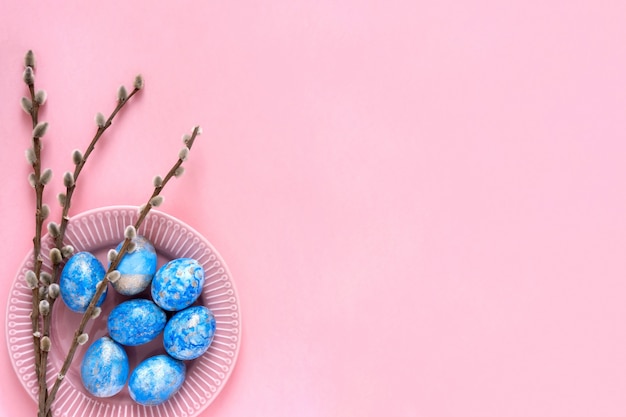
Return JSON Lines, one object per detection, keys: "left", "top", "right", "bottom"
{"left": 59, "top": 236, "right": 216, "bottom": 406}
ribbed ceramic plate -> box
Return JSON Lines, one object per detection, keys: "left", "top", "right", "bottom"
{"left": 6, "top": 206, "right": 241, "bottom": 417}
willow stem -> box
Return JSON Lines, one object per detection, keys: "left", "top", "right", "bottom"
{"left": 55, "top": 87, "right": 141, "bottom": 248}
{"left": 24, "top": 61, "right": 50, "bottom": 417}
{"left": 44, "top": 126, "right": 200, "bottom": 415}
{"left": 40, "top": 84, "right": 142, "bottom": 417}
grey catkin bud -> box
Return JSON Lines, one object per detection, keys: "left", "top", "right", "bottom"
{"left": 57, "top": 193, "right": 67, "bottom": 207}
{"left": 106, "top": 271, "right": 121, "bottom": 283}
{"left": 40, "top": 336, "right": 51, "bottom": 352}
{"left": 40, "top": 169, "right": 52, "bottom": 185}
{"left": 33, "top": 122, "right": 49, "bottom": 139}
{"left": 49, "top": 248, "right": 62, "bottom": 264}
{"left": 25, "top": 148, "right": 36, "bottom": 164}
{"left": 174, "top": 166, "right": 185, "bottom": 178}
{"left": 117, "top": 85, "right": 128, "bottom": 102}
{"left": 127, "top": 241, "right": 137, "bottom": 253}
{"left": 150, "top": 195, "right": 164, "bottom": 207}
{"left": 39, "top": 300, "right": 50, "bottom": 316}
{"left": 124, "top": 225, "right": 137, "bottom": 240}
{"left": 107, "top": 249, "right": 118, "bottom": 262}
{"left": 24, "top": 50, "right": 36, "bottom": 69}
{"left": 23, "top": 67, "right": 34, "bottom": 86}
{"left": 194, "top": 125, "right": 203, "bottom": 135}
{"left": 134, "top": 74, "right": 144, "bottom": 90}
{"left": 41, "top": 204, "right": 50, "bottom": 219}
{"left": 95, "top": 112, "right": 106, "bottom": 128}
{"left": 47, "top": 222, "right": 60, "bottom": 237}
{"left": 61, "top": 245, "right": 74, "bottom": 258}
{"left": 77, "top": 333, "right": 89, "bottom": 345}
{"left": 25, "top": 270, "right": 38, "bottom": 289}
{"left": 72, "top": 149, "right": 83, "bottom": 165}
{"left": 182, "top": 134, "right": 191, "bottom": 144}
{"left": 152, "top": 175, "right": 163, "bottom": 187}
{"left": 39, "top": 271, "right": 51, "bottom": 286}
{"left": 178, "top": 147, "right": 189, "bottom": 161}
{"left": 48, "top": 283, "right": 60, "bottom": 299}
{"left": 63, "top": 171, "right": 75, "bottom": 188}
{"left": 21, "top": 97, "right": 33, "bottom": 114}
{"left": 28, "top": 173, "right": 37, "bottom": 188}
{"left": 91, "top": 307, "right": 102, "bottom": 319}
{"left": 38, "top": 286, "right": 47, "bottom": 298}
{"left": 35, "top": 90, "right": 47, "bottom": 105}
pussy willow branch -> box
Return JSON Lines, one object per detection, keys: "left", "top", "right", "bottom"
{"left": 55, "top": 85, "right": 142, "bottom": 249}
{"left": 44, "top": 126, "right": 201, "bottom": 414}
{"left": 22, "top": 50, "right": 47, "bottom": 416}
{"left": 38, "top": 81, "right": 142, "bottom": 417}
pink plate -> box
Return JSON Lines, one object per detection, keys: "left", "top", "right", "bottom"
{"left": 6, "top": 206, "right": 241, "bottom": 417}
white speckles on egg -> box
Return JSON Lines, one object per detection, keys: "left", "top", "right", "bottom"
{"left": 151, "top": 258, "right": 204, "bottom": 311}
{"left": 129, "top": 355, "right": 185, "bottom": 406}
{"left": 163, "top": 306, "right": 216, "bottom": 360}
{"left": 81, "top": 337, "right": 129, "bottom": 397}
{"left": 60, "top": 252, "right": 107, "bottom": 313}
{"left": 108, "top": 299, "right": 167, "bottom": 346}
{"left": 110, "top": 236, "right": 157, "bottom": 295}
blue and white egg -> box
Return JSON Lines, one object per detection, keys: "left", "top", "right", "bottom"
{"left": 60, "top": 251, "right": 107, "bottom": 313}
{"left": 81, "top": 336, "right": 129, "bottom": 398}
{"left": 108, "top": 299, "right": 167, "bottom": 346}
{"left": 164, "top": 305, "right": 216, "bottom": 360}
{"left": 151, "top": 258, "right": 204, "bottom": 311}
{"left": 128, "top": 355, "right": 186, "bottom": 406}
{"left": 110, "top": 236, "right": 157, "bottom": 295}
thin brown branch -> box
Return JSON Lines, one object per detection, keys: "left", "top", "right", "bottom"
{"left": 40, "top": 81, "right": 142, "bottom": 417}
{"left": 23, "top": 53, "right": 49, "bottom": 417}
{"left": 54, "top": 86, "right": 142, "bottom": 248}
{"left": 44, "top": 126, "right": 201, "bottom": 415}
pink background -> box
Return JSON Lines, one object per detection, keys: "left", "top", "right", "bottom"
{"left": 2, "top": 1, "right": 626, "bottom": 416}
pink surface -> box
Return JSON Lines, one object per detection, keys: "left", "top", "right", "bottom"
{"left": 1, "top": 1, "right": 626, "bottom": 416}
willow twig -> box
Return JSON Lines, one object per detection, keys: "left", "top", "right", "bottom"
{"left": 37, "top": 76, "right": 143, "bottom": 417}
{"left": 44, "top": 126, "right": 201, "bottom": 415}
{"left": 54, "top": 77, "right": 143, "bottom": 248}
{"left": 21, "top": 49, "right": 53, "bottom": 417}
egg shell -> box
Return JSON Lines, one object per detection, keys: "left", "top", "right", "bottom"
{"left": 108, "top": 299, "right": 167, "bottom": 346}
{"left": 81, "top": 336, "right": 129, "bottom": 398}
{"left": 110, "top": 236, "right": 157, "bottom": 295}
{"left": 60, "top": 251, "right": 107, "bottom": 313}
{"left": 128, "top": 355, "right": 186, "bottom": 406}
{"left": 164, "top": 305, "right": 216, "bottom": 360}
{"left": 151, "top": 258, "right": 204, "bottom": 311}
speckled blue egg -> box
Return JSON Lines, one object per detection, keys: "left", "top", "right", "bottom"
{"left": 128, "top": 355, "right": 186, "bottom": 406}
{"left": 60, "top": 251, "right": 107, "bottom": 313}
{"left": 81, "top": 336, "right": 129, "bottom": 398}
{"left": 151, "top": 258, "right": 204, "bottom": 311}
{"left": 110, "top": 235, "right": 157, "bottom": 295}
{"left": 108, "top": 299, "right": 167, "bottom": 346}
{"left": 164, "top": 306, "right": 216, "bottom": 360}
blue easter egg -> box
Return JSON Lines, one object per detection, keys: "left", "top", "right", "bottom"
{"left": 163, "top": 306, "right": 216, "bottom": 360}
{"left": 151, "top": 258, "right": 204, "bottom": 311}
{"left": 110, "top": 236, "right": 157, "bottom": 295}
{"left": 129, "top": 355, "right": 186, "bottom": 406}
{"left": 60, "top": 251, "right": 107, "bottom": 313}
{"left": 81, "top": 336, "right": 129, "bottom": 398}
{"left": 108, "top": 299, "right": 167, "bottom": 346}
